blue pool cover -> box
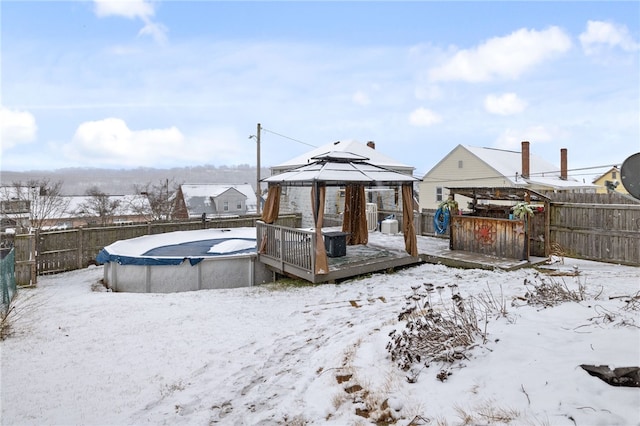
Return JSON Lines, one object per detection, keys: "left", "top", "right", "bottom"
{"left": 96, "top": 238, "right": 256, "bottom": 266}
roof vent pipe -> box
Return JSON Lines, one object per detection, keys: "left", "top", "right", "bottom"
{"left": 560, "top": 148, "right": 568, "bottom": 180}
{"left": 521, "top": 141, "right": 530, "bottom": 180}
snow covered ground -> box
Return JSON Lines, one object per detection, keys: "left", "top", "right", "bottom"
{"left": 1, "top": 239, "right": 639, "bottom": 425}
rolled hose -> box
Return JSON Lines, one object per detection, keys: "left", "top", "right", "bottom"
{"left": 433, "top": 206, "right": 450, "bottom": 234}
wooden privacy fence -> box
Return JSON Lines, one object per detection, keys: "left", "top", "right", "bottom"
{"left": 549, "top": 203, "right": 639, "bottom": 266}
{"left": 14, "top": 214, "right": 301, "bottom": 286}
{"left": 417, "top": 201, "right": 639, "bottom": 266}
{"left": 14, "top": 235, "right": 36, "bottom": 286}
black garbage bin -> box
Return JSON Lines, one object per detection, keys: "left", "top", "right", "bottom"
{"left": 323, "top": 231, "right": 348, "bottom": 257}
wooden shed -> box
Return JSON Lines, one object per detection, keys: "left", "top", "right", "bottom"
{"left": 447, "top": 187, "right": 550, "bottom": 261}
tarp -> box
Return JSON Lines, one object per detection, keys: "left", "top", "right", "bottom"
{"left": 96, "top": 237, "right": 257, "bottom": 266}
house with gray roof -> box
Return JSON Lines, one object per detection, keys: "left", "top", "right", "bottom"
{"left": 418, "top": 141, "right": 596, "bottom": 211}
{"left": 173, "top": 183, "right": 258, "bottom": 220}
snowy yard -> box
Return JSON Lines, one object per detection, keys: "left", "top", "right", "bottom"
{"left": 1, "top": 250, "right": 639, "bottom": 425}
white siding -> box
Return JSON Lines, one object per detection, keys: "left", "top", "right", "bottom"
{"left": 418, "top": 146, "right": 514, "bottom": 211}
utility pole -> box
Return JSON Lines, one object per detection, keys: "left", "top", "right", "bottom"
{"left": 256, "top": 123, "right": 261, "bottom": 215}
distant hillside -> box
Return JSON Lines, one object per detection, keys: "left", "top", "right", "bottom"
{"left": 0, "top": 165, "right": 270, "bottom": 195}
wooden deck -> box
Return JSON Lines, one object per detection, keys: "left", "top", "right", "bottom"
{"left": 256, "top": 222, "right": 548, "bottom": 284}
{"left": 256, "top": 222, "right": 421, "bottom": 283}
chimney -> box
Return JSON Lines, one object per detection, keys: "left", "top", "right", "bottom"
{"left": 367, "top": 141, "right": 375, "bottom": 150}
{"left": 560, "top": 148, "right": 568, "bottom": 180}
{"left": 521, "top": 141, "right": 530, "bottom": 180}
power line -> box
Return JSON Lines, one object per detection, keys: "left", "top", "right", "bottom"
{"left": 420, "top": 163, "right": 618, "bottom": 184}
{"left": 261, "top": 128, "right": 317, "bottom": 148}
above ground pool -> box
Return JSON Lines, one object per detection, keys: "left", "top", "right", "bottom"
{"left": 97, "top": 228, "right": 274, "bottom": 293}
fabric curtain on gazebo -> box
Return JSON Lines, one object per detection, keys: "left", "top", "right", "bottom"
{"left": 342, "top": 184, "right": 368, "bottom": 246}
{"left": 261, "top": 184, "right": 281, "bottom": 224}
{"left": 259, "top": 184, "right": 281, "bottom": 254}
{"left": 402, "top": 183, "right": 418, "bottom": 257}
{"left": 311, "top": 184, "right": 329, "bottom": 274}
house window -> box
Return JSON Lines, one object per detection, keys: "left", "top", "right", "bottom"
{"left": 458, "top": 160, "right": 463, "bottom": 169}
{"left": 223, "top": 201, "right": 229, "bottom": 211}
{"left": 436, "top": 187, "right": 443, "bottom": 202}
{"left": 237, "top": 201, "right": 242, "bottom": 209}
{"left": 612, "top": 171, "right": 617, "bottom": 179}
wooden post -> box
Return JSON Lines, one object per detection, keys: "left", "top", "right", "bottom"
{"left": 544, "top": 200, "right": 551, "bottom": 257}
{"left": 256, "top": 123, "right": 261, "bottom": 216}
{"left": 31, "top": 231, "right": 38, "bottom": 285}
{"left": 77, "top": 228, "right": 83, "bottom": 269}
{"left": 524, "top": 190, "right": 531, "bottom": 261}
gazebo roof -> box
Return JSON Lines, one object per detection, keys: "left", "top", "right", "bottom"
{"left": 262, "top": 152, "right": 419, "bottom": 187}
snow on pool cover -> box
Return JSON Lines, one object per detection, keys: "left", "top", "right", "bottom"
{"left": 96, "top": 228, "right": 257, "bottom": 266}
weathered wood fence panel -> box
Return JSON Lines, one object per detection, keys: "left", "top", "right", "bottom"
{"left": 419, "top": 209, "right": 450, "bottom": 237}
{"left": 450, "top": 216, "right": 526, "bottom": 260}
{"left": 529, "top": 210, "right": 547, "bottom": 258}
{"left": 542, "top": 191, "right": 639, "bottom": 205}
{"left": 13, "top": 234, "right": 36, "bottom": 286}
{"left": 549, "top": 203, "right": 639, "bottom": 266}
{"left": 15, "top": 214, "right": 301, "bottom": 285}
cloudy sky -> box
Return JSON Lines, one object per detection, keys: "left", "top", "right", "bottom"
{"left": 1, "top": 1, "right": 638, "bottom": 179}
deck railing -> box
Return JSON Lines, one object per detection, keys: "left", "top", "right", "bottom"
{"left": 256, "top": 222, "right": 316, "bottom": 276}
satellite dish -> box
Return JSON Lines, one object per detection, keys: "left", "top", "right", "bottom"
{"left": 621, "top": 153, "right": 640, "bottom": 200}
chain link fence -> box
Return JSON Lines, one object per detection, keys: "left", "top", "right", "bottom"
{"left": 1, "top": 247, "right": 17, "bottom": 314}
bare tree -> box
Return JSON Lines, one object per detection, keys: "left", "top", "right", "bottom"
{"left": 76, "top": 186, "right": 121, "bottom": 226}
{"left": 0, "top": 179, "right": 70, "bottom": 230}
{"left": 132, "top": 178, "right": 180, "bottom": 221}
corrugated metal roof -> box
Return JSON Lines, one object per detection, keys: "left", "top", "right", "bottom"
{"left": 448, "top": 187, "right": 550, "bottom": 202}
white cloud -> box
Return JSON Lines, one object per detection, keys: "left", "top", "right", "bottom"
{"left": 63, "top": 118, "right": 251, "bottom": 168}
{"left": 352, "top": 90, "right": 371, "bottom": 106}
{"left": 0, "top": 106, "right": 37, "bottom": 150}
{"left": 93, "top": 0, "right": 167, "bottom": 44}
{"left": 93, "top": 0, "right": 154, "bottom": 19}
{"left": 409, "top": 107, "right": 442, "bottom": 127}
{"left": 484, "top": 93, "right": 527, "bottom": 115}
{"left": 66, "top": 118, "right": 185, "bottom": 167}
{"left": 139, "top": 21, "right": 168, "bottom": 44}
{"left": 580, "top": 20, "right": 640, "bottom": 55}
{"left": 429, "top": 26, "right": 572, "bottom": 83}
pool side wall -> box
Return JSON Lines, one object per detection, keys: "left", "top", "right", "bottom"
{"left": 103, "top": 254, "right": 274, "bottom": 293}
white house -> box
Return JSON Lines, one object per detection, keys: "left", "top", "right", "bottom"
{"left": 418, "top": 141, "right": 596, "bottom": 211}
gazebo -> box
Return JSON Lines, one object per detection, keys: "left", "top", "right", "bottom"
{"left": 257, "top": 151, "right": 421, "bottom": 283}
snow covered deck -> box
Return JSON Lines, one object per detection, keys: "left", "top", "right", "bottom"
{"left": 257, "top": 223, "right": 547, "bottom": 284}
{"left": 256, "top": 222, "right": 421, "bottom": 284}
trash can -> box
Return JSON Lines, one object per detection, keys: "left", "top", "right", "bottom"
{"left": 323, "top": 231, "right": 348, "bottom": 257}
{"left": 381, "top": 219, "right": 398, "bottom": 234}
